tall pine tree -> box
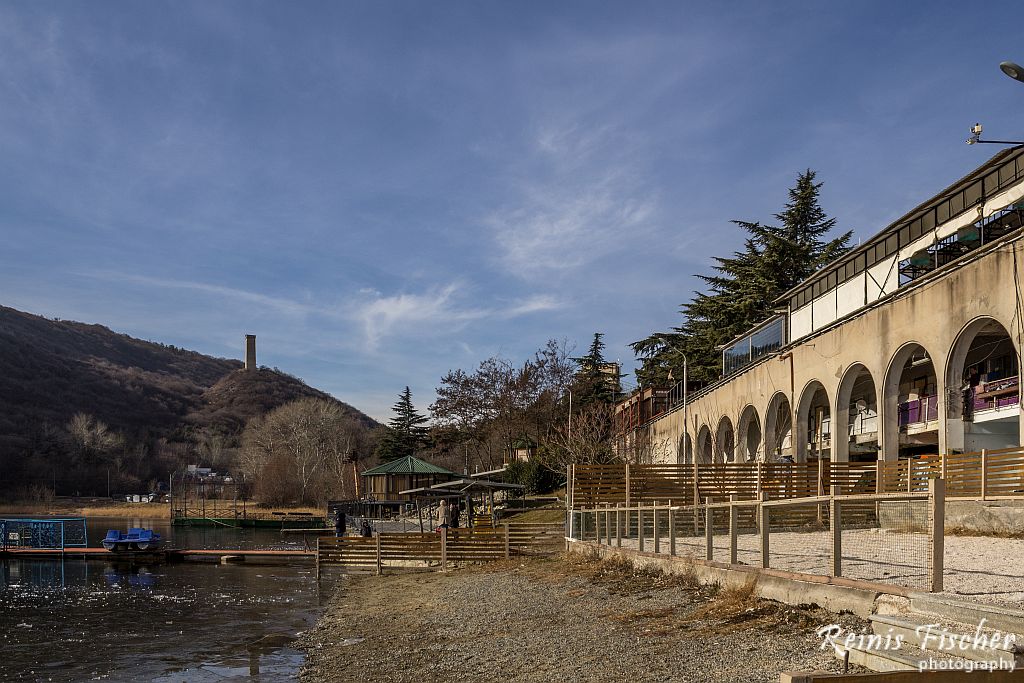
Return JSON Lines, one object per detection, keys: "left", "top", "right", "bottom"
{"left": 572, "top": 333, "right": 621, "bottom": 406}
{"left": 374, "top": 386, "right": 430, "bottom": 462}
{"left": 634, "top": 170, "right": 851, "bottom": 387}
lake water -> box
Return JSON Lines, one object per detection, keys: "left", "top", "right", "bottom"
{"left": 0, "top": 516, "right": 330, "bottom": 682}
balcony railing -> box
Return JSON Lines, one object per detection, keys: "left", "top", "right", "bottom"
{"left": 898, "top": 394, "right": 939, "bottom": 427}
{"left": 848, "top": 413, "right": 878, "bottom": 436}
{"left": 972, "top": 375, "right": 1020, "bottom": 414}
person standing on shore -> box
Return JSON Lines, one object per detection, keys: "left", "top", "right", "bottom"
{"left": 436, "top": 499, "right": 449, "bottom": 531}
{"left": 334, "top": 510, "right": 346, "bottom": 537}
{"left": 449, "top": 500, "right": 460, "bottom": 529}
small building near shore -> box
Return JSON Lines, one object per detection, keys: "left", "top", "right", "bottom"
{"left": 361, "top": 456, "right": 457, "bottom": 502}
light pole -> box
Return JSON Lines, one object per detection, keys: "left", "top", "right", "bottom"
{"left": 1000, "top": 61, "right": 1024, "bottom": 83}
{"left": 656, "top": 335, "right": 689, "bottom": 462}
{"left": 965, "top": 61, "right": 1024, "bottom": 146}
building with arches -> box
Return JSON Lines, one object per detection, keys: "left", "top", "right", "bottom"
{"left": 629, "top": 147, "right": 1024, "bottom": 464}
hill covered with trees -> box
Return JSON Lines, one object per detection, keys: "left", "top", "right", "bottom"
{"left": 0, "top": 305, "right": 377, "bottom": 498}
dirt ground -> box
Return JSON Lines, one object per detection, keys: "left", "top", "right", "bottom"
{"left": 299, "top": 553, "right": 866, "bottom": 683}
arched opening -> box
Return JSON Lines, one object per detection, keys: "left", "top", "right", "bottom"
{"left": 945, "top": 318, "right": 1020, "bottom": 453}
{"left": 715, "top": 416, "right": 735, "bottom": 463}
{"left": 677, "top": 432, "right": 693, "bottom": 464}
{"left": 835, "top": 364, "right": 879, "bottom": 462}
{"left": 736, "top": 405, "right": 761, "bottom": 462}
{"left": 696, "top": 425, "right": 713, "bottom": 464}
{"left": 797, "top": 381, "right": 831, "bottom": 462}
{"left": 884, "top": 342, "right": 940, "bottom": 460}
{"left": 763, "top": 392, "right": 793, "bottom": 461}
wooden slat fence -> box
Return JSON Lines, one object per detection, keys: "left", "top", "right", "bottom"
{"left": 317, "top": 522, "right": 565, "bottom": 574}
{"left": 572, "top": 447, "right": 1024, "bottom": 509}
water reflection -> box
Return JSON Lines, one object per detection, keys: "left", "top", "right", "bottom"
{"left": 0, "top": 517, "right": 324, "bottom": 682}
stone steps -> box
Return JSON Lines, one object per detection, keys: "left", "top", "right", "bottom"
{"left": 910, "top": 593, "right": 1024, "bottom": 637}
{"left": 870, "top": 612, "right": 1021, "bottom": 668}
{"left": 832, "top": 594, "right": 1024, "bottom": 673}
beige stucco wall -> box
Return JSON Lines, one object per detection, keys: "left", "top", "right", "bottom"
{"left": 647, "top": 236, "right": 1024, "bottom": 464}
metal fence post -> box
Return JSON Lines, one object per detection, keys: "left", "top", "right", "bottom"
{"left": 376, "top": 533, "right": 382, "bottom": 576}
{"left": 441, "top": 528, "right": 448, "bottom": 572}
{"left": 567, "top": 464, "right": 573, "bottom": 509}
{"left": 705, "top": 497, "right": 713, "bottom": 561}
{"left": 759, "top": 493, "right": 769, "bottom": 569}
{"left": 830, "top": 485, "right": 841, "bottom": 577}
{"left": 606, "top": 504, "right": 613, "bottom": 545}
{"left": 616, "top": 503, "right": 622, "bottom": 547}
{"left": 981, "top": 449, "right": 988, "bottom": 500}
{"left": 624, "top": 463, "right": 631, "bottom": 537}
{"left": 638, "top": 505, "right": 645, "bottom": 552}
{"left": 930, "top": 478, "right": 945, "bottom": 592}
{"left": 653, "top": 502, "right": 661, "bottom": 554}
{"left": 504, "top": 523, "right": 510, "bottom": 560}
{"left": 728, "top": 495, "right": 738, "bottom": 565}
{"left": 669, "top": 506, "right": 676, "bottom": 557}
{"left": 876, "top": 459, "right": 884, "bottom": 494}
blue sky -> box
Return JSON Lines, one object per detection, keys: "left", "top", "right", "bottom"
{"left": 2, "top": 2, "right": 1022, "bottom": 421}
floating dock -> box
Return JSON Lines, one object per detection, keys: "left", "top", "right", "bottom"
{"left": 170, "top": 516, "right": 327, "bottom": 529}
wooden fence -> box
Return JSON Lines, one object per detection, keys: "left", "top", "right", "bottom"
{"left": 570, "top": 447, "right": 1024, "bottom": 508}
{"left": 317, "top": 522, "right": 565, "bottom": 575}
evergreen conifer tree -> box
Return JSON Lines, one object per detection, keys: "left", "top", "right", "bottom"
{"left": 634, "top": 170, "right": 851, "bottom": 387}
{"left": 375, "top": 386, "right": 430, "bottom": 462}
{"left": 572, "top": 333, "right": 620, "bottom": 405}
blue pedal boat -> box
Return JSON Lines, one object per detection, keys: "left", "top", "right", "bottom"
{"left": 102, "top": 528, "right": 162, "bottom": 552}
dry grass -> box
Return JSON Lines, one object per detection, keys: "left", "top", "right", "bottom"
{"left": 0, "top": 500, "right": 323, "bottom": 518}
{"left": 503, "top": 507, "right": 566, "bottom": 524}
{"left": 945, "top": 524, "right": 1024, "bottom": 539}
{"left": 0, "top": 502, "right": 168, "bottom": 518}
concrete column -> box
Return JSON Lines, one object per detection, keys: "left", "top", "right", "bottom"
{"left": 935, "top": 359, "right": 949, "bottom": 456}
{"left": 794, "top": 403, "right": 809, "bottom": 463}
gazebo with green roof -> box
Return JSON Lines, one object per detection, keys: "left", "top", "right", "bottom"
{"left": 361, "top": 455, "right": 457, "bottom": 502}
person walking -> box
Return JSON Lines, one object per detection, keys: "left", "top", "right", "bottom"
{"left": 334, "top": 509, "right": 347, "bottom": 537}
{"left": 436, "top": 499, "right": 449, "bottom": 531}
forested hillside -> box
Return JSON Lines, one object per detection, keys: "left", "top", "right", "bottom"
{"left": 0, "top": 305, "right": 377, "bottom": 497}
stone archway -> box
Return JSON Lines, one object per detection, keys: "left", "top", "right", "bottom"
{"left": 945, "top": 317, "right": 1021, "bottom": 453}
{"left": 736, "top": 405, "right": 762, "bottom": 462}
{"left": 696, "top": 425, "right": 713, "bottom": 464}
{"left": 796, "top": 380, "right": 831, "bottom": 462}
{"left": 883, "top": 342, "right": 940, "bottom": 460}
{"left": 715, "top": 416, "right": 735, "bottom": 463}
{"left": 835, "top": 364, "right": 879, "bottom": 462}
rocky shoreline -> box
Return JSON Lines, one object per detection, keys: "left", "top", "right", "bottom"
{"left": 299, "top": 553, "right": 865, "bottom": 682}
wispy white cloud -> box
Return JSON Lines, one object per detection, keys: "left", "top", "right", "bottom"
{"left": 350, "top": 284, "right": 563, "bottom": 349}
{"left": 488, "top": 169, "right": 655, "bottom": 275}
{"left": 82, "top": 271, "right": 563, "bottom": 351}
{"left": 82, "top": 271, "right": 316, "bottom": 318}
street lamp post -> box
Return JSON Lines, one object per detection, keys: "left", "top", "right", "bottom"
{"left": 1000, "top": 61, "right": 1024, "bottom": 83}
{"left": 965, "top": 61, "right": 1024, "bottom": 146}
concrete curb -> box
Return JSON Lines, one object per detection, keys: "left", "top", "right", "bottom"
{"left": 568, "top": 539, "right": 881, "bottom": 617}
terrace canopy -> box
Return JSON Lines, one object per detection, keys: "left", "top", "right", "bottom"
{"left": 399, "top": 478, "right": 525, "bottom": 530}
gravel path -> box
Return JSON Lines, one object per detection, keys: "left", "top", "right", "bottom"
{"left": 607, "top": 531, "right": 1024, "bottom": 607}
{"left": 299, "top": 554, "right": 866, "bottom": 682}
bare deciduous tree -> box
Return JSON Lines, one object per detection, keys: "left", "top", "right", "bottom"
{"left": 240, "top": 398, "right": 371, "bottom": 505}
